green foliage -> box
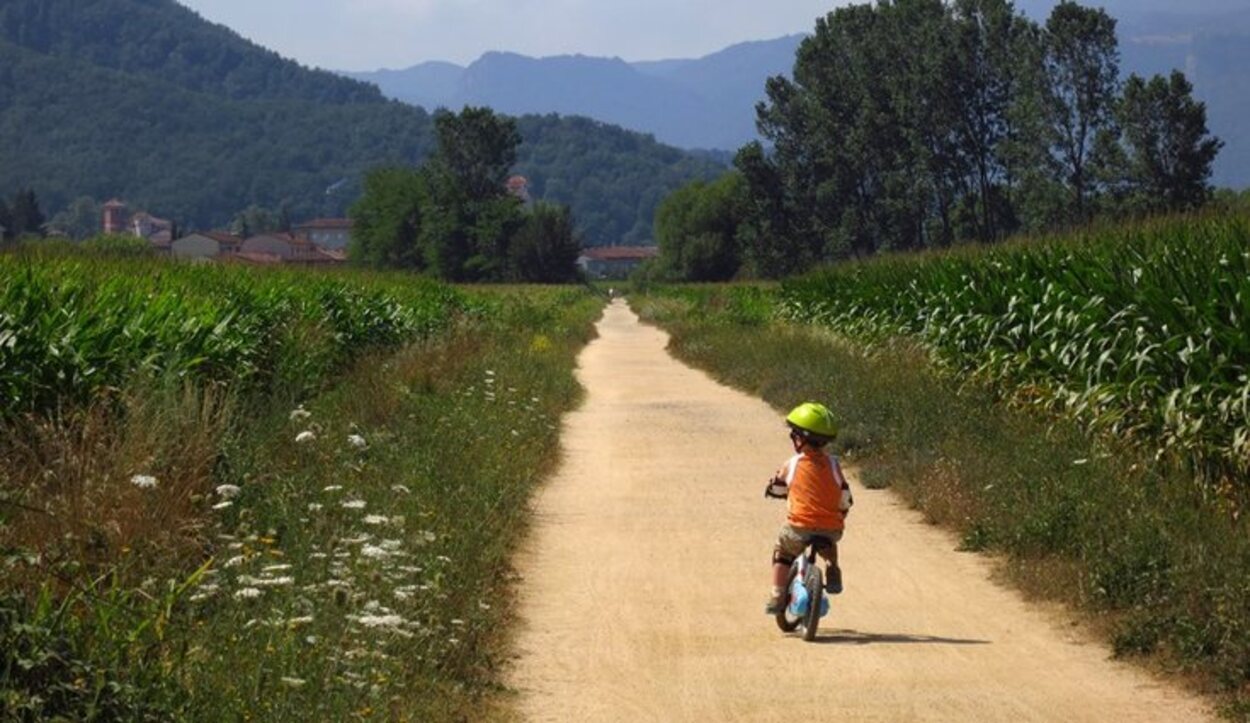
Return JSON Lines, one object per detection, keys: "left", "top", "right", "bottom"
{"left": 0, "top": 3, "right": 725, "bottom": 248}
{"left": 0, "top": 280, "right": 602, "bottom": 721}
{"left": 46, "top": 196, "right": 101, "bottom": 239}
{"left": 0, "top": 0, "right": 381, "bottom": 105}
{"left": 514, "top": 114, "right": 726, "bottom": 246}
{"left": 654, "top": 172, "right": 748, "bottom": 281}
{"left": 1112, "top": 72, "right": 1225, "bottom": 213}
{"left": 778, "top": 213, "right": 1250, "bottom": 483}
{"left": 8, "top": 189, "right": 46, "bottom": 238}
{"left": 717, "top": 0, "right": 1223, "bottom": 275}
{"left": 509, "top": 203, "right": 583, "bottom": 283}
{"left": 634, "top": 279, "right": 1250, "bottom": 709}
{"left": 0, "top": 254, "right": 470, "bottom": 418}
{"left": 350, "top": 109, "right": 579, "bottom": 283}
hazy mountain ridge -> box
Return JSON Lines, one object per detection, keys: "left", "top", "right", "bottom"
{"left": 350, "top": 11, "right": 1247, "bottom": 187}
{"left": 345, "top": 35, "right": 804, "bottom": 151}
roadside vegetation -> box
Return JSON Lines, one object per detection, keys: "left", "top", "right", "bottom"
{"left": 632, "top": 212, "right": 1250, "bottom": 716}
{"left": 643, "top": 0, "right": 1225, "bottom": 283}
{"left": 0, "top": 249, "right": 602, "bottom": 720}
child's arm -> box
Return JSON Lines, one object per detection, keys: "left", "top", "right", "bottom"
{"left": 764, "top": 467, "right": 789, "bottom": 499}
{"left": 832, "top": 456, "right": 853, "bottom": 514}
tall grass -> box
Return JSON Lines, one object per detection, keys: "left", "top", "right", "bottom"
{"left": 0, "top": 254, "right": 603, "bottom": 720}
{"left": 778, "top": 214, "right": 1250, "bottom": 490}
{"left": 631, "top": 214, "right": 1250, "bottom": 715}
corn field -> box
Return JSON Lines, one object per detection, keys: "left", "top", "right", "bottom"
{"left": 0, "top": 255, "right": 472, "bottom": 418}
{"left": 778, "top": 214, "right": 1250, "bottom": 482}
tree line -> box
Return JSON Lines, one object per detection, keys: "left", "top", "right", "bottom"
{"left": 349, "top": 108, "right": 582, "bottom": 283}
{"left": 652, "top": 0, "right": 1225, "bottom": 281}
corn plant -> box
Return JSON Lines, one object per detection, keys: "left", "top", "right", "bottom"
{"left": 778, "top": 213, "right": 1250, "bottom": 483}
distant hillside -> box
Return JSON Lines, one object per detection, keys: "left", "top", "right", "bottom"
{"left": 345, "top": 36, "right": 804, "bottom": 151}
{"left": 0, "top": 0, "right": 725, "bottom": 243}
{"left": 352, "top": 14, "right": 1248, "bottom": 188}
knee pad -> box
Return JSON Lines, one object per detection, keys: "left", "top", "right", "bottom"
{"left": 772, "top": 550, "right": 795, "bottom": 566}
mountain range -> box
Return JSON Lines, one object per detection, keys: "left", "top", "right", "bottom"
{"left": 0, "top": 0, "right": 725, "bottom": 245}
{"left": 348, "top": 2, "right": 1249, "bottom": 188}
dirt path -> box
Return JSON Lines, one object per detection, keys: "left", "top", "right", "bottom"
{"left": 507, "top": 300, "right": 1210, "bottom": 722}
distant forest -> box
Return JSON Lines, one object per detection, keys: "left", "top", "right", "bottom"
{"left": 0, "top": 0, "right": 724, "bottom": 245}
{"left": 652, "top": 0, "right": 1229, "bottom": 280}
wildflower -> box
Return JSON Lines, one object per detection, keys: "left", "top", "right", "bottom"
{"left": 223, "top": 555, "right": 246, "bottom": 568}
{"left": 450, "top": 619, "right": 465, "bottom": 626}
{"left": 296, "top": 431, "right": 317, "bottom": 444}
{"left": 342, "top": 499, "right": 367, "bottom": 510}
{"left": 308, "top": 503, "right": 324, "bottom": 512}
{"left": 287, "top": 616, "right": 314, "bottom": 627}
{"left": 130, "top": 474, "right": 158, "bottom": 490}
{"left": 323, "top": 485, "right": 343, "bottom": 493}
{"left": 234, "top": 587, "right": 262, "bottom": 600}
{"left": 360, "top": 544, "right": 390, "bottom": 560}
{"left": 363, "top": 515, "right": 388, "bottom": 526}
{"left": 212, "top": 501, "right": 234, "bottom": 511}
{"left": 354, "top": 614, "right": 406, "bottom": 628}
{"left": 281, "top": 677, "right": 307, "bottom": 688}
{"left": 290, "top": 407, "right": 312, "bottom": 421}
{"left": 391, "top": 484, "right": 411, "bottom": 494}
{"left": 348, "top": 434, "right": 367, "bottom": 449}
{"left": 262, "top": 564, "right": 292, "bottom": 573}
{"left": 215, "top": 484, "right": 241, "bottom": 499}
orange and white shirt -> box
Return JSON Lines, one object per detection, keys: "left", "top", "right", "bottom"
{"left": 777, "top": 450, "right": 853, "bottom": 530}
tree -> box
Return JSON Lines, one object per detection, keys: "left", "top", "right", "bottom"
{"left": 229, "top": 204, "right": 279, "bottom": 238}
{"left": 10, "top": 188, "right": 46, "bottom": 237}
{"left": 950, "top": 0, "right": 1029, "bottom": 242}
{"left": 654, "top": 172, "right": 748, "bottom": 281}
{"left": 47, "top": 196, "right": 101, "bottom": 239}
{"left": 1115, "top": 71, "right": 1222, "bottom": 213}
{"left": 348, "top": 166, "right": 430, "bottom": 269}
{"left": 0, "top": 197, "right": 12, "bottom": 240}
{"left": 432, "top": 107, "right": 521, "bottom": 203}
{"left": 1035, "top": 2, "right": 1121, "bottom": 223}
{"left": 508, "top": 202, "right": 582, "bottom": 282}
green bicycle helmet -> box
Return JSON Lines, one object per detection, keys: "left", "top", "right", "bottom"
{"left": 786, "top": 402, "right": 838, "bottom": 443}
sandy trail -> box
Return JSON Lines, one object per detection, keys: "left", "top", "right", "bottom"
{"left": 507, "top": 300, "right": 1209, "bottom": 722}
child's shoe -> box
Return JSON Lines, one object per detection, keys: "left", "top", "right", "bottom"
{"left": 765, "top": 594, "right": 785, "bottom": 614}
{"left": 825, "top": 565, "right": 843, "bottom": 594}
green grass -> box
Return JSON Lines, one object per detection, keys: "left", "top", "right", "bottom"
{"left": 632, "top": 224, "right": 1250, "bottom": 714}
{"left": 778, "top": 213, "right": 1250, "bottom": 489}
{"left": 0, "top": 255, "right": 604, "bottom": 721}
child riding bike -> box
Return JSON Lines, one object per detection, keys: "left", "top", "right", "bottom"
{"left": 764, "top": 402, "right": 853, "bottom": 615}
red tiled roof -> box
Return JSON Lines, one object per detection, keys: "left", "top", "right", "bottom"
{"left": 580, "top": 246, "right": 659, "bottom": 261}
{"left": 202, "top": 231, "right": 243, "bottom": 246}
{"left": 294, "top": 218, "right": 353, "bottom": 230}
{"left": 230, "top": 252, "right": 284, "bottom": 265}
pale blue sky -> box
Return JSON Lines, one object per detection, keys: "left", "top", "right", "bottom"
{"left": 177, "top": 0, "right": 844, "bottom": 71}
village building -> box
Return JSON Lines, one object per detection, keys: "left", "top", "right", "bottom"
{"left": 102, "top": 199, "right": 174, "bottom": 248}
{"left": 293, "top": 218, "right": 352, "bottom": 250}
{"left": 577, "top": 245, "right": 658, "bottom": 279}
{"left": 240, "top": 232, "right": 346, "bottom": 265}
{"left": 506, "top": 175, "right": 532, "bottom": 204}
{"left": 172, "top": 231, "right": 243, "bottom": 260}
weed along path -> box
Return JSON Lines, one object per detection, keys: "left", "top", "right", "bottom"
{"left": 508, "top": 299, "right": 1210, "bottom": 722}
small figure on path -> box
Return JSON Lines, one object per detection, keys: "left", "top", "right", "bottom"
{"left": 763, "top": 402, "right": 853, "bottom": 614}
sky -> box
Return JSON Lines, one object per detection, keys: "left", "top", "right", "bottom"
{"left": 177, "top": 0, "right": 844, "bottom": 71}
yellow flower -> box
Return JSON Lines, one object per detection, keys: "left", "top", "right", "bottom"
{"left": 530, "top": 334, "right": 552, "bottom": 353}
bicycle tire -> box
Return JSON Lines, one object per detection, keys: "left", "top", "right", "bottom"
{"left": 801, "top": 566, "right": 822, "bottom": 641}
{"left": 776, "top": 562, "right": 801, "bottom": 632}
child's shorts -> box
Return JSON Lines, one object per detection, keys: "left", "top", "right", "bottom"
{"left": 775, "top": 524, "right": 843, "bottom": 560}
